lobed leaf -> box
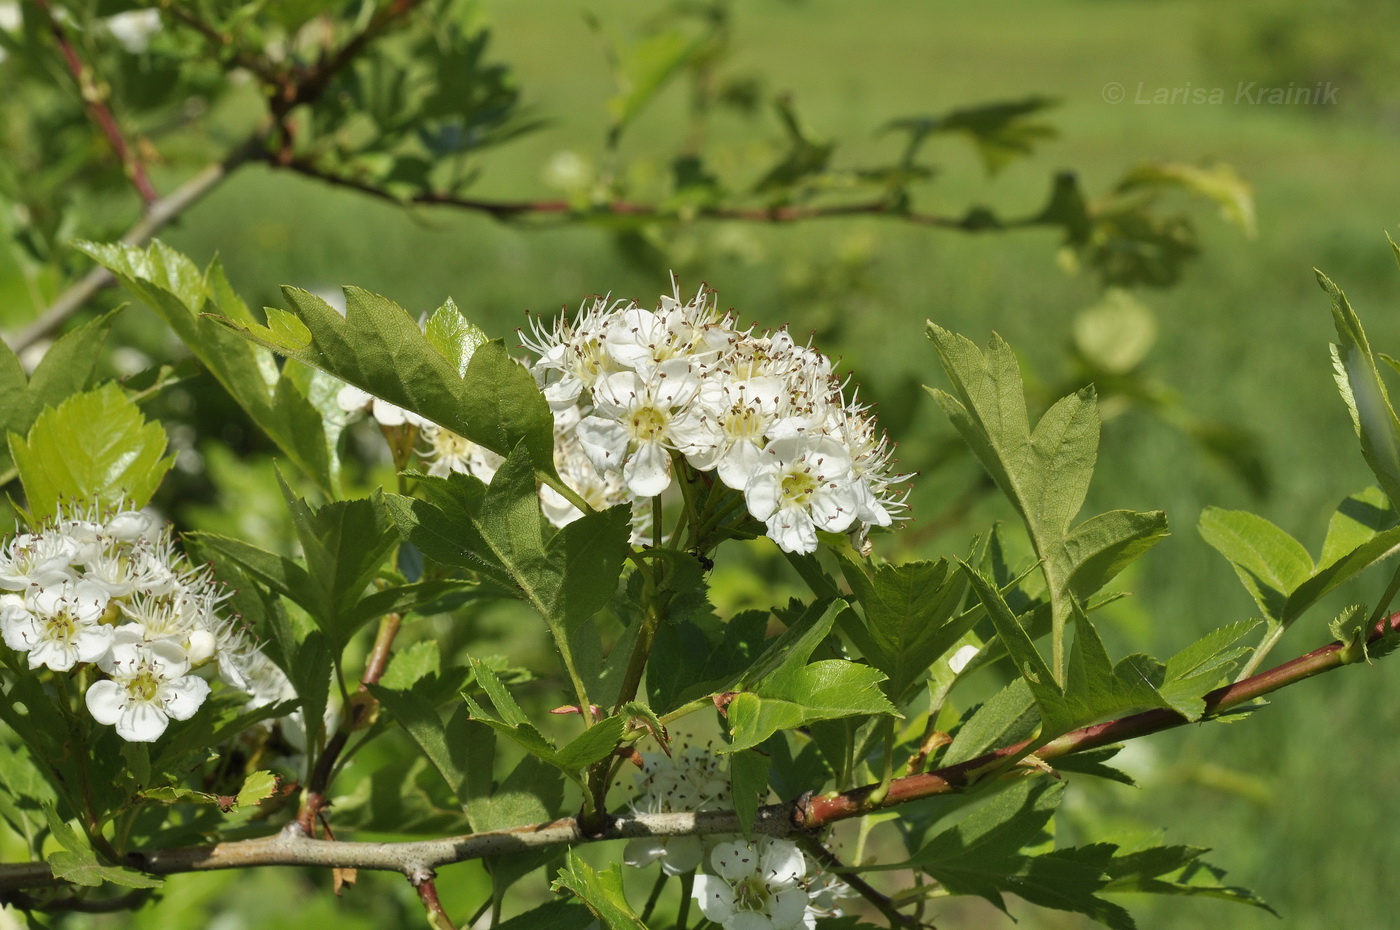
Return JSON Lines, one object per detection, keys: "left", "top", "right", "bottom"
{"left": 10, "top": 382, "right": 174, "bottom": 519}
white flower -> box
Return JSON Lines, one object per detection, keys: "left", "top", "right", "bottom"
{"left": 671, "top": 376, "right": 786, "bottom": 491}
{"left": 0, "top": 533, "right": 79, "bottom": 591}
{"left": 419, "top": 424, "right": 505, "bottom": 482}
{"left": 743, "top": 431, "right": 861, "bottom": 555}
{"left": 3, "top": 580, "right": 113, "bottom": 672}
{"left": 577, "top": 364, "right": 701, "bottom": 498}
{"left": 104, "top": 9, "right": 162, "bottom": 54}
{"left": 87, "top": 640, "right": 209, "bottom": 741}
{"left": 948, "top": 644, "right": 979, "bottom": 675}
{"left": 106, "top": 510, "right": 161, "bottom": 544}
{"left": 336, "top": 385, "right": 424, "bottom": 428}
{"left": 521, "top": 296, "right": 626, "bottom": 411}
{"left": 694, "top": 838, "right": 814, "bottom": 930}
{"left": 623, "top": 748, "right": 732, "bottom": 876}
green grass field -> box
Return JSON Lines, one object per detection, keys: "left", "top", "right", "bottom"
{"left": 81, "top": 1, "right": 1400, "bottom": 927}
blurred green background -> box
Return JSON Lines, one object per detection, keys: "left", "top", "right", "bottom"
{"left": 8, "top": 0, "right": 1400, "bottom": 927}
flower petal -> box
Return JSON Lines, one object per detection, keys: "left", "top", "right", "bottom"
{"left": 85, "top": 680, "right": 125, "bottom": 726}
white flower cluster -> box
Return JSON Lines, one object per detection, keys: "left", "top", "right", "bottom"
{"left": 522, "top": 282, "right": 910, "bottom": 554}
{"left": 694, "top": 836, "right": 854, "bottom": 930}
{"left": 623, "top": 747, "right": 732, "bottom": 875}
{"left": 339, "top": 366, "right": 645, "bottom": 537}
{"left": 0, "top": 504, "right": 293, "bottom": 742}
{"left": 621, "top": 747, "right": 852, "bottom": 929}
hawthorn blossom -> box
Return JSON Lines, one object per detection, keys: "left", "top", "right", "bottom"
{"left": 694, "top": 838, "right": 814, "bottom": 930}
{"left": 336, "top": 385, "right": 425, "bottom": 428}
{"left": 86, "top": 640, "right": 209, "bottom": 742}
{"left": 0, "top": 502, "right": 295, "bottom": 741}
{"left": 2, "top": 580, "right": 113, "bottom": 672}
{"left": 623, "top": 748, "right": 732, "bottom": 876}
{"left": 519, "top": 278, "right": 910, "bottom": 554}
{"left": 743, "top": 431, "right": 862, "bottom": 554}
{"left": 577, "top": 364, "right": 701, "bottom": 498}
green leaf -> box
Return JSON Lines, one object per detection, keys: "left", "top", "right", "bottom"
{"left": 10, "top": 382, "right": 174, "bottom": 519}
{"left": 551, "top": 850, "right": 648, "bottom": 930}
{"left": 838, "top": 558, "right": 971, "bottom": 701}
{"left": 209, "top": 283, "right": 556, "bottom": 477}
{"left": 727, "top": 660, "right": 895, "bottom": 752}
{"left": 1063, "top": 509, "right": 1170, "bottom": 603}
{"left": 1321, "top": 269, "right": 1400, "bottom": 509}
{"left": 282, "top": 483, "right": 397, "bottom": 648}
{"left": 43, "top": 803, "right": 163, "bottom": 889}
{"left": 554, "top": 716, "right": 626, "bottom": 773}
{"left": 885, "top": 96, "right": 1059, "bottom": 175}
{"left": 735, "top": 598, "right": 846, "bottom": 691}
{"left": 423, "top": 297, "right": 488, "bottom": 376}
{"left": 960, "top": 564, "right": 1169, "bottom": 737}
{"left": 389, "top": 451, "right": 630, "bottom": 694}
{"left": 493, "top": 900, "right": 597, "bottom": 930}
{"left": 1198, "top": 508, "right": 1312, "bottom": 621}
{"left": 943, "top": 678, "right": 1038, "bottom": 766}
{"left": 730, "top": 749, "right": 769, "bottom": 841}
{"left": 187, "top": 533, "right": 312, "bottom": 608}
{"left": 605, "top": 29, "right": 707, "bottom": 139}
{"left": 368, "top": 684, "right": 468, "bottom": 803}
{"left": 76, "top": 242, "right": 338, "bottom": 494}
{"left": 235, "top": 771, "right": 279, "bottom": 808}
{"left": 1116, "top": 161, "right": 1257, "bottom": 238}
{"left": 1158, "top": 620, "right": 1260, "bottom": 719}
{"left": 904, "top": 779, "right": 1060, "bottom": 909}
{"left": 1, "top": 310, "right": 115, "bottom": 443}
{"left": 929, "top": 325, "right": 1111, "bottom": 676}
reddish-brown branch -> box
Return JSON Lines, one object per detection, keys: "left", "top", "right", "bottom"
{"left": 295, "top": 613, "right": 403, "bottom": 833}
{"left": 36, "top": 0, "right": 159, "bottom": 204}
{"left": 3, "top": 611, "right": 1394, "bottom": 897}
{"left": 414, "top": 876, "right": 458, "bottom": 930}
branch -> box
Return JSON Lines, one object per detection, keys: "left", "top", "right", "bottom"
{"left": 35, "top": 0, "right": 158, "bottom": 204}
{"left": 275, "top": 154, "right": 1006, "bottom": 228}
{"left": 1, "top": 611, "right": 1394, "bottom": 895}
{"left": 3, "top": 135, "right": 265, "bottom": 354}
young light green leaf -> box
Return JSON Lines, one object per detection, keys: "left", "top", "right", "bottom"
{"left": 235, "top": 771, "right": 279, "bottom": 809}
{"left": 1321, "top": 268, "right": 1400, "bottom": 508}
{"left": 10, "top": 383, "right": 174, "bottom": 519}
{"left": 726, "top": 660, "right": 895, "bottom": 752}
{"left": 552, "top": 851, "right": 648, "bottom": 930}
{"left": 423, "top": 298, "right": 488, "bottom": 375}
{"left": 1198, "top": 508, "right": 1312, "bottom": 621}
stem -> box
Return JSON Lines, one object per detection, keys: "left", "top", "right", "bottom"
{"left": 414, "top": 876, "right": 458, "bottom": 930}
{"left": 36, "top": 0, "right": 158, "bottom": 203}
{"left": 795, "top": 835, "right": 918, "bottom": 929}
{"left": 297, "top": 613, "right": 403, "bottom": 833}
{"left": 2, "top": 612, "right": 1394, "bottom": 892}
{"left": 677, "top": 871, "right": 694, "bottom": 930}
{"left": 639, "top": 870, "right": 668, "bottom": 923}
{"left": 5, "top": 136, "right": 264, "bottom": 352}
{"left": 1235, "top": 623, "right": 1286, "bottom": 681}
